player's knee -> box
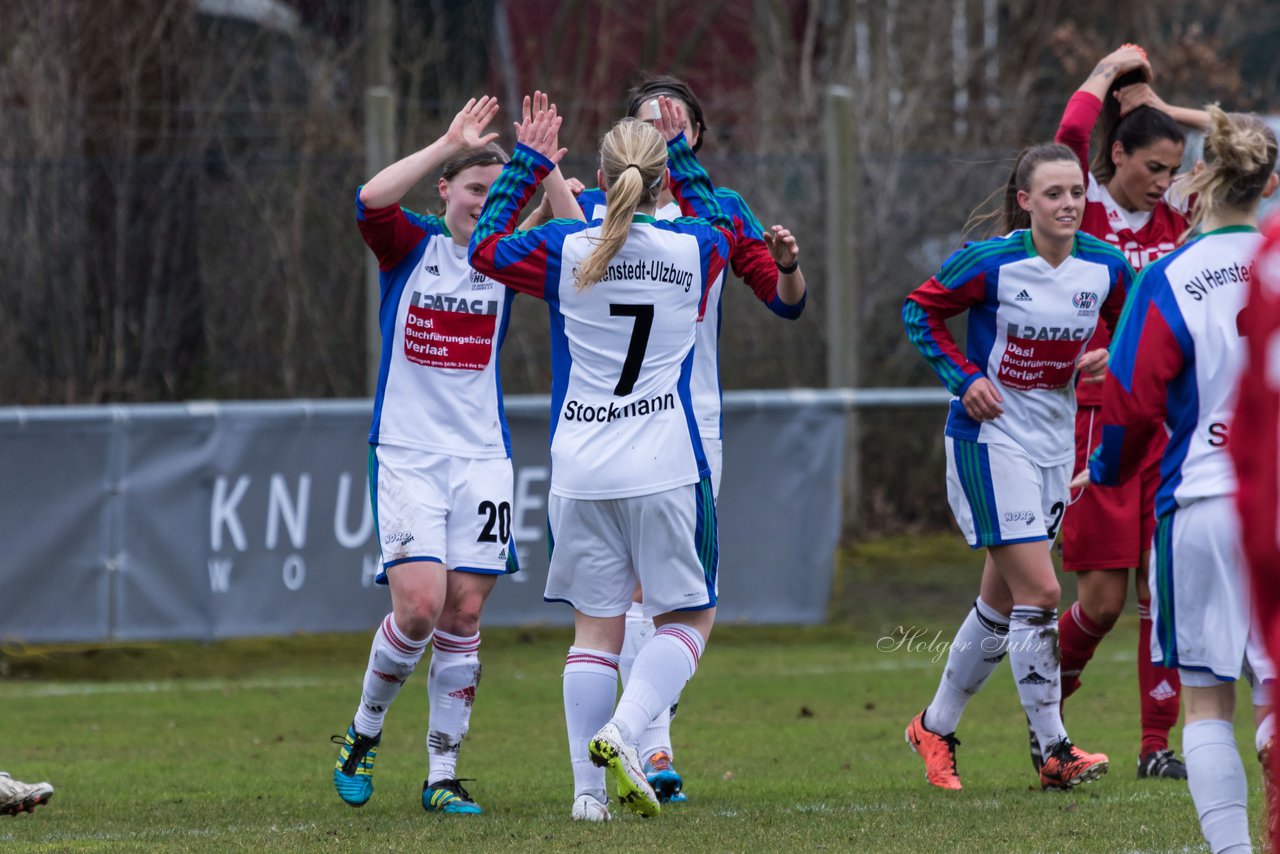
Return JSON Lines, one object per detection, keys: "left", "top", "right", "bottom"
{"left": 1022, "top": 581, "right": 1060, "bottom": 611}
{"left": 1086, "top": 600, "right": 1123, "bottom": 630}
{"left": 440, "top": 601, "right": 483, "bottom": 637}
{"left": 395, "top": 591, "right": 445, "bottom": 639}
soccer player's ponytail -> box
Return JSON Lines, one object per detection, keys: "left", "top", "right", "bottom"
{"left": 575, "top": 118, "right": 667, "bottom": 291}
{"left": 1183, "top": 105, "right": 1278, "bottom": 236}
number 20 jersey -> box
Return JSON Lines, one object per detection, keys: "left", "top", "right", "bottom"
{"left": 470, "top": 140, "right": 734, "bottom": 500}
{"left": 356, "top": 191, "right": 515, "bottom": 459}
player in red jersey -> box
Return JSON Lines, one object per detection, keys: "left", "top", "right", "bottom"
{"left": 1234, "top": 213, "right": 1280, "bottom": 850}
{"left": 1048, "top": 45, "right": 1211, "bottom": 780}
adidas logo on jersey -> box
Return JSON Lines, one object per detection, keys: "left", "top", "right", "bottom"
{"left": 423, "top": 264, "right": 440, "bottom": 276}
{"left": 1148, "top": 679, "right": 1177, "bottom": 702}
{"left": 1018, "top": 668, "right": 1050, "bottom": 685}
{"left": 1015, "top": 289, "right": 1033, "bottom": 302}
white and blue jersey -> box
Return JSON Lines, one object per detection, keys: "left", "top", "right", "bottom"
{"left": 1090, "top": 226, "right": 1263, "bottom": 516}
{"left": 904, "top": 230, "right": 1131, "bottom": 465}
{"left": 577, "top": 186, "right": 805, "bottom": 440}
{"left": 356, "top": 193, "right": 515, "bottom": 458}
{"left": 469, "top": 135, "right": 736, "bottom": 499}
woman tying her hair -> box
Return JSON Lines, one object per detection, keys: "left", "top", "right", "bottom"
{"left": 1051, "top": 44, "right": 1212, "bottom": 780}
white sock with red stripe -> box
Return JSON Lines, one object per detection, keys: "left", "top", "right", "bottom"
{"left": 353, "top": 614, "right": 429, "bottom": 737}
{"left": 611, "top": 624, "right": 704, "bottom": 745}
{"left": 426, "top": 630, "right": 481, "bottom": 785}
{"left": 620, "top": 603, "right": 677, "bottom": 763}
{"left": 564, "top": 647, "right": 619, "bottom": 801}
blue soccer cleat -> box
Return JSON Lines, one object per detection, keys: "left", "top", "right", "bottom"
{"left": 643, "top": 750, "right": 686, "bottom": 804}
{"left": 331, "top": 724, "right": 380, "bottom": 806}
{"left": 422, "top": 778, "right": 483, "bottom": 814}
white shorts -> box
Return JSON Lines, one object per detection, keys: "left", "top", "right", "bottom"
{"left": 544, "top": 478, "right": 717, "bottom": 619}
{"left": 945, "top": 437, "right": 1068, "bottom": 549}
{"left": 1150, "top": 496, "right": 1275, "bottom": 684}
{"left": 371, "top": 444, "right": 519, "bottom": 582}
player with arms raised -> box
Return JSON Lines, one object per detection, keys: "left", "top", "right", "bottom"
{"left": 573, "top": 75, "right": 807, "bottom": 803}
{"left": 470, "top": 97, "right": 734, "bottom": 821}
{"left": 332, "top": 96, "right": 532, "bottom": 816}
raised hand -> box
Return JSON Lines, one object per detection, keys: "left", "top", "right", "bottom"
{"left": 1114, "top": 82, "right": 1168, "bottom": 116}
{"left": 1091, "top": 44, "right": 1152, "bottom": 86}
{"left": 522, "top": 90, "right": 551, "bottom": 125}
{"left": 446, "top": 96, "right": 500, "bottom": 150}
{"left": 654, "top": 95, "right": 686, "bottom": 143}
{"left": 762, "top": 225, "right": 799, "bottom": 268}
{"left": 515, "top": 97, "right": 566, "bottom": 166}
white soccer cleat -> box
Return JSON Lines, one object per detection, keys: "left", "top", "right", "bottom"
{"left": 0, "top": 772, "right": 54, "bottom": 816}
{"left": 571, "top": 793, "right": 611, "bottom": 822}
{"left": 588, "top": 722, "right": 660, "bottom": 818}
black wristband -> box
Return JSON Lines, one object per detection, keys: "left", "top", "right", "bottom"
{"left": 776, "top": 259, "right": 798, "bottom": 275}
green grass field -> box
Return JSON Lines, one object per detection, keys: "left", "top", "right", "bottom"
{"left": 0, "top": 535, "right": 1266, "bottom": 852}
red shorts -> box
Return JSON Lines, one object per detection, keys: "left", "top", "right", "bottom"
{"left": 1059, "top": 406, "right": 1164, "bottom": 572}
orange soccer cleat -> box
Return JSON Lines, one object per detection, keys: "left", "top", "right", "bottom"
{"left": 1039, "top": 739, "right": 1109, "bottom": 790}
{"left": 905, "top": 709, "right": 962, "bottom": 791}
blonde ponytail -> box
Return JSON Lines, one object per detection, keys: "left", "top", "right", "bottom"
{"left": 1185, "top": 104, "right": 1278, "bottom": 235}
{"left": 575, "top": 118, "right": 667, "bottom": 290}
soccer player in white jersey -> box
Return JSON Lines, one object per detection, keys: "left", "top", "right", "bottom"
{"left": 1078, "top": 107, "right": 1278, "bottom": 853}
{"left": 902, "top": 143, "right": 1131, "bottom": 791}
{"left": 332, "top": 96, "right": 564, "bottom": 815}
{"left": 572, "top": 75, "right": 807, "bottom": 803}
{"left": 470, "top": 98, "right": 735, "bottom": 821}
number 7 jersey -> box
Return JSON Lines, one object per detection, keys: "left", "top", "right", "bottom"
{"left": 470, "top": 137, "right": 735, "bottom": 499}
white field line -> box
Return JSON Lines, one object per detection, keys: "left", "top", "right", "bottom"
{"left": 0, "top": 651, "right": 1137, "bottom": 698}
{"left": 0, "top": 674, "right": 341, "bottom": 699}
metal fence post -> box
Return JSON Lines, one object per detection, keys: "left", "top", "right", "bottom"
{"left": 824, "top": 85, "right": 861, "bottom": 537}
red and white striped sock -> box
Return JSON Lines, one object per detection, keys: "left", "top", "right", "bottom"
{"left": 353, "top": 613, "right": 429, "bottom": 737}
{"left": 612, "top": 624, "right": 704, "bottom": 744}
{"left": 564, "top": 647, "right": 619, "bottom": 801}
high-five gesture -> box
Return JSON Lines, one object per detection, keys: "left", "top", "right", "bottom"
{"left": 515, "top": 94, "right": 566, "bottom": 166}
{"left": 360, "top": 95, "right": 502, "bottom": 210}
{"left": 445, "top": 96, "right": 500, "bottom": 150}
{"left": 653, "top": 96, "right": 686, "bottom": 143}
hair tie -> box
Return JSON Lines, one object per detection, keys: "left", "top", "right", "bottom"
{"left": 624, "top": 163, "right": 641, "bottom": 171}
